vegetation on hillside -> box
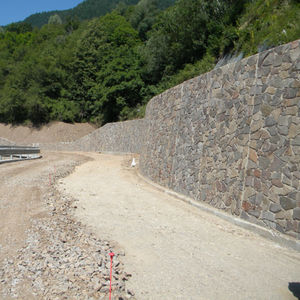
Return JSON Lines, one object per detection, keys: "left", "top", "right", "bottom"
{"left": 0, "top": 0, "right": 299, "bottom": 125}
{"left": 23, "top": 0, "right": 175, "bottom": 28}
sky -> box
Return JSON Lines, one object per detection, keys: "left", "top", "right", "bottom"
{"left": 0, "top": 0, "right": 84, "bottom": 26}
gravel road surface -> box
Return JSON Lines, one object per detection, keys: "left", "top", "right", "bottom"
{"left": 60, "top": 153, "right": 300, "bottom": 300}
{"left": 0, "top": 152, "right": 132, "bottom": 299}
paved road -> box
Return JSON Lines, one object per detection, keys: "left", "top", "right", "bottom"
{"left": 60, "top": 153, "right": 300, "bottom": 300}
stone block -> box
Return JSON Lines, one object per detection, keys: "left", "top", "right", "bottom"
{"left": 265, "top": 86, "right": 277, "bottom": 94}
{"left": 283, "top": 88, "right": 298, "bottom": 99}
{"left": 248, "top": 209, "right": 261, "bottom": 218}
{"left": 271, "top": 178, "right": 283, "bottom": 188}
{"left": 261, "top": 52, "right": 275, "bottom": 66}
{"left": 240, "top": 211, "right": 249, "bottom": 220}
{"left": 291, "top": 135, "right": 300, "bottom": 146}
{"left": 282, "top": 175, "right": 291, "bottom": 186}
{"left": 261, "top": 104, "right": 273, "bottom": 117}
{"left": 278, "top": 116, "right": 290, "bottom": 126}
{"left": 265, "top": 116, "right": 277, "bottom": 127}
{"left": 276, "top": 210, "right": 287, "bottom": 220}
{"left": 267, "top": 126, "right": 277, "bottom": 136}
{"left": 262, "top": 211, "right": 275, "bottom": 222}
{"left": 254, "top": 178, "right": 262, "bottom": 191}
{"left": 283, "top": 98, "right": 299, "bottom": 107}
{"left": 289, "top": 191, "right": 300, "bottom": 201}
{"left": 248, "top": 149, "right": 258, "bottom": 163}
{"left": 259, "top": 156, "right": 270, "bottom": 169}
{"left": 270, "top": 156, "right": 284, "bottom": 172}
{"left": 279, "top": 71, "right": 289, "bottom": 79}
{"left": 270, "top": 203, "right": 282, "bottom": 213}
{"left": 253, "top": 169, "right": 261, "bottom": 178}
{"left": 293, "top": 208, "right": 300, "bottom": 220}
{"left": 284, "top": 106, "right": 298, "bottom": 116}
{"left": 293, "top": 172, "right": 300, "bottom": 180}
{"left": 278, "top": 125, "right": 289, "bottom": 135}
{"left": 280, "top": 196, "right": 296, "bottom": 210}
{"left": 276, "top": 222, "right": 286, "bottom": 233}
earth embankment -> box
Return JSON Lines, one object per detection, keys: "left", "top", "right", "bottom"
{"left": 0, "top": 122, "right": 96, "bottom": 145}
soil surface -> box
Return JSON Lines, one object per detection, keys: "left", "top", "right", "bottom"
{"left": 60, "top": 153, "right": 300, "bottom": 300}
{"left": 0, "top": 122, "right": 96, "bottom": 144}
{"left": 0, "top": 152, "right": 133, "bottom": 299}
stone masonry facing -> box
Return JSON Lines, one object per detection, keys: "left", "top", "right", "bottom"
{"left": 140, "top": 40, "right": 300, "bottom": 239}
{"left": 39, "top": 40, "right": 300, "bottom": 239}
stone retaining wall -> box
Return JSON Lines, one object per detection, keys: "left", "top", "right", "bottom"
{"left": 140, "top": 40, "right": 300, "bottom": 239}
{"left": 33, "top": 40, "right": 300, "bottom": 239}
{"left": 39, "top": 119, "right": 146, "bottom": 154}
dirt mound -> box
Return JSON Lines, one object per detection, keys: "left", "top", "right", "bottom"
{"left": 0, "top": 122, "right": 96, "bottom": 145}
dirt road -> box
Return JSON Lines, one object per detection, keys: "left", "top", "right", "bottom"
{"left": 0, "top": 152, "right": 131, "bottom": 299}
{"left": 60, "top": 153, "right": 300, "bottom": 300}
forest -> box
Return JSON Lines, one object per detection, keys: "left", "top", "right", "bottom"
{"left": 0, "top": 0, "right": 299, "bottom": 125}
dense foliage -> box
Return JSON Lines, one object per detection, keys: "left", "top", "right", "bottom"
{"left": 0, "top": 0, "right": 299, "bottom": 125}
{"left": 23, "top": 0, "right": 175, "bottom": 28}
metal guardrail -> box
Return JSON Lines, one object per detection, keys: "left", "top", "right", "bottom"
{"left": 0, "top": 146, "right": 41, "bottom": 163}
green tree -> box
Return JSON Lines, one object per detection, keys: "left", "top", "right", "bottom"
{"left": 69, "top": 12, "right": 144, "bottom": 124}
{"left": 142, "top": 0, "right": 229, "bottom": 82}
{"left": 6, "top": 22, "right": 33, "bottom": 34}
{"left": 48, "top": 14, "right": 63, "bottom": 25}
{"left": 129, "top": 0, "right": 159, "bottom": 40}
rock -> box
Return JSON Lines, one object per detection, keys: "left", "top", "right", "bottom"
{"left": 253, "top": 169, "right": 261, "bottom": 178}
{"left": 248, "top": 209, "right": 261, "bottom": 218}
{"left": 262, "top": 52, "right": 275, "bottom": 66}
{"left": 278, "top": 125, "right": 289, "bottom": 136}
{"left": 265, "top": 116, "right": 277, "bottom": 127}
{"left": 283, "top": 88, "right": 298, "bottom": 99}
{"left": 291, "top": 135, "right": 300, "bottom": 146}
{"left": 262, "top": 211, "right": 275, "bottom": 222}
{"left": 270, "top": 156, "right": 284, "bottom": 172}
{"left": 278, "top": 116, "right": 290, "bottom": 126}
{"left": 271, "top": 179, "right": 283, "bottom": 188}
{"left": 267, "top": 126, "right": 277, "bottom": 136}
{"left": 270, "top": 203, "right": 282, "bottom": 213}
{"left": 284, "top": 106, "right": 298, "bottom": 116}
{"left": 259, "top": 157, "right": 270, "bottom": 169}
{"left": 127, "top": 289, "right": 135, "bottom": 296}
{"left": 293, "top": 208, "right": 300, "bottom": 220}
{"left": 249, "top": 149, "right": 258, "bottom": 163}
{"left": 280, "top": 196, "right": 296, "bottom": 210}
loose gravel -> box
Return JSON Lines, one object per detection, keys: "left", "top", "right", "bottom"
{"left": 0, "top": 153, "right": 134, "bottom": 299}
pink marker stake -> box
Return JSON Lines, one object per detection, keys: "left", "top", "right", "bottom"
{"left": 109, "top": 252, "right": 115, "bottom": 300}
{"left": 53, "top": 165, "right": 56, "bottom": 183}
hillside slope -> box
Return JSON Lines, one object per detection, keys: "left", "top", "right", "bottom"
{"left": 0, "top": 0, "right": 298, "bottom": 127}
{"left": 0, "top": 122, "right": 96, "bottom": 144}
{"left": 24, "top": 0, "right": 175, "bottom": 28}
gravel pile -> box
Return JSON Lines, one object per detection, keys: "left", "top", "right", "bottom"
{"left": 0, "top": 161, "right": 135, "bottom": 299}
